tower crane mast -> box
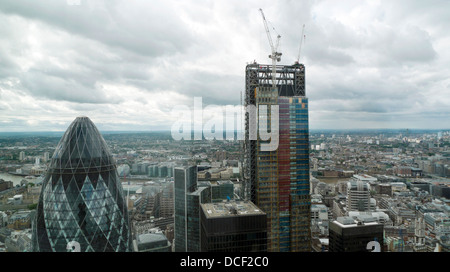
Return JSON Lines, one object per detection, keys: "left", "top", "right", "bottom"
{"left": 296, "top": 24, "right": 306, "bottom": 64}
{"left": 259, "top": 8, "right": 282, "bottom": 90}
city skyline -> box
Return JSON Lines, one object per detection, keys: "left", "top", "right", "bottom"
{"left": 0, "top": 0, "right": 449, "bottom": 132}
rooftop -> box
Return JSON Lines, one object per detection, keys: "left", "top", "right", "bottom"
{"left": 201, "top": 201, "right": 265, "bottom": 218}
{"left": 137, "top": 233, "right": 168, "bottom": 245}
{"left": 333, "top": 216, "right": 381, "bottom": 228}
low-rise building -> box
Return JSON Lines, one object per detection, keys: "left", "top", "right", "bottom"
{"left": 5, "top": 229, "right": 32, "bottom": 252}
{"left": 133, "top": 229, "right": 171, "bottom": 252}
{"left": 7, "top": 210, "right": 32, "bottom": 230}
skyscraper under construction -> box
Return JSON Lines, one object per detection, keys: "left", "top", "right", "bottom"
{"left": 243, "top": 62, "right": 311, "bottom": 252}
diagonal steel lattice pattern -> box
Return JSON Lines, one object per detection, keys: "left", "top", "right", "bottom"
{"left": 32, "top": 116, "right": 132, "bottom": 252}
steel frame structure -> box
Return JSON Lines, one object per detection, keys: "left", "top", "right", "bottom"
{"left": 243, "top": 62, "right": 305, "bottom": 202}
{"left": 242, "top": 62, "right": 310, "bottom": 252}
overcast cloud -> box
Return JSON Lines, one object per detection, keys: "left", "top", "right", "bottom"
{"left": 0, "top": 0, "right": 449, "bottom": 131}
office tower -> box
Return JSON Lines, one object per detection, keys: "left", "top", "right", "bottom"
{"left": 347, "top": 180, "right": 371, "bottom": 212}
{"left": 174, "top": 166, "right": 211, "bottom": 252}
{"left": 32, "top": 116, "right": 131, "bottom": 252}
{"left": 329, "top": 216, "right": 384, "bottom": 252}
{"left": 19, "top": 151, "right": 25, "bottom": 161}
{"left": 43, "top": 152, "right": 50, "bottom": 162}
{"left": 200, "top": 201, "right": 267, "bottom": 252}
{"left": 243, "top": 63, "right": 310, "bottom": 252}
{"left": 415, "top": 217, "right": 425, "bottom": 244}
{"left": 198, "top": 180, "right": 234, "bottom": 203}
{"left": 160, "top": 183, "right": 174, "bottom": 218}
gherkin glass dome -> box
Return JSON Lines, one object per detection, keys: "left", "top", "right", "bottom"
{"left": 32, "top": 116, "right": 131, "bottom": 252}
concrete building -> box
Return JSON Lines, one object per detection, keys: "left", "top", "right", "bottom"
{"left": 43, "top": 152, "right": 50, "bottom": 162}
{"left": 160, "top": 182, "right": 174, "bottom": 218}
{"left": 351, "top": 174, "right": 377, "bottom": 183}
{"left": 0, "top": 212, "right": 7, "bottom": 228}
{"left": 347, "top": 180, "right": 371, "bottom": 212}
{"left": 7, "top": 194, "right": 23, "bottom": 205}
{"left": 133, "top": 230, "right": 171, "bottom": 252}
{"left": 5, "top": 229, "right": 32, "bottom": 252}
{"left": 414, "top": 217, "right": 426, "bottom": 252}
{"left": 347, "top": 211, "right": 391, "bottom": 225}
{"left": 423, "top": 212, "right": 450, "bottom": 231}
{"left": 0, "top": 180, "right": 13, "bottom": 192}
{"left": 19, "top": 151, "right": 25, "bottom": 161}
{"left": 376, "top": 183, "right": 392, "bottom": 196}
{"left": 7, "top": 210, "right": 32, "bottom": 230}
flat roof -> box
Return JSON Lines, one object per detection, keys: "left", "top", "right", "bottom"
{"left": 138, "top": 233, "right": 167, "bottom": 244}
{"left": 333, "top": 216, "right": 381, "bottom": 228}
{"left": 201, "top": 201, "right": 265, "bottom": 218}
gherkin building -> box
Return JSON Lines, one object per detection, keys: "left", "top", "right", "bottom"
{"left": 32, "top": 116, "right": 132, "bottom": 252}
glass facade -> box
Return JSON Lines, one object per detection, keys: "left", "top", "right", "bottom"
{"left": 279, "top": 96, "right": 311, "bottom": 252}
{"left": 31, "top": 116, "right": 131, "bottom": 252}
{"left": 255, "top": 88, "right": 311, "bottom": 252}
{"left": 174, "top": 166, "right": 211, "bottom": 252}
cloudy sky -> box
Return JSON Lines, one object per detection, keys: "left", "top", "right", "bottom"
{"left": 0, "top": 0, "right": 449, "bottom": 132}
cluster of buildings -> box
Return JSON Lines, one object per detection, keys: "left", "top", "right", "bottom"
{"left": 0, "top": 210, "right": 34, "bottom": 252}
{"left": 172, "top": 165, "right": 267, "bottom": 252}
{"left": 309, "top": 170, "right": 450, "bottom": 252}
{"left": 0, "top": 50, "right": 449, "bottom": 255}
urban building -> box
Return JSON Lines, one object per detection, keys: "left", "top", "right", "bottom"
{"left": 0, "top": 212, "right": 7, "bottom": 228}
{"left": 198, "top": 180, "right": 234, "bottom": 203}
{"left": 0, "top": 180, "right": 13, "bottom": 192}
{"left": 200, "top": 201, "right": 267, "bottom": 252}
{"left": 43, "top": 152, "right": 50, "bottom": 162}
{"left": 160, "top": 182, "right": 174, "bottom": 218}
{"left": 432, "top": 184, "right": 450, "bottom": 199}
{"left": 243, "top": 62, "right": 310, "bottom": 252}
{"left": 32, "top": 116, "right": 132, "bottom": 252}
{"left": 329, "top": 216, "right": 384, "bottom": 252}
{"left": 347, "top": 179, "right": 371, "bottom": 212}
{"left": 133, "top": 230, "right": 171, "bottom": 252}
{"left": 5, "top": 229, "right": 32, "bottom": 252}
{"left": 7, "top": 210, "right": 32, "bottom": 230}
{"left": 7, "top": 194, "right": 23, "bottom": 205}
{"left": 19, "top": 151, "right": 25, "bottom": 161}
{"left": 174, "top": 165, "right": 211, "bottom": 252}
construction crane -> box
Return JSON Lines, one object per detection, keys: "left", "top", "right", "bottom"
{"left": 296, "top": 24, "right": 306, "bottom": 64}
{"left": 259, "top": 8, "right": 282, "bottom": 90}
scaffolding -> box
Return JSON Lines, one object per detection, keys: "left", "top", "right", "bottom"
{"left": 243, "top": 62, "right": 310, "bottom": 252}
{"left": 243, "top": 62, "right": 306, "bottom": 203}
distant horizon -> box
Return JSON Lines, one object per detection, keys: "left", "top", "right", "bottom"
{"left": 0, "top": 127, "right": 448, "bottom": 136}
